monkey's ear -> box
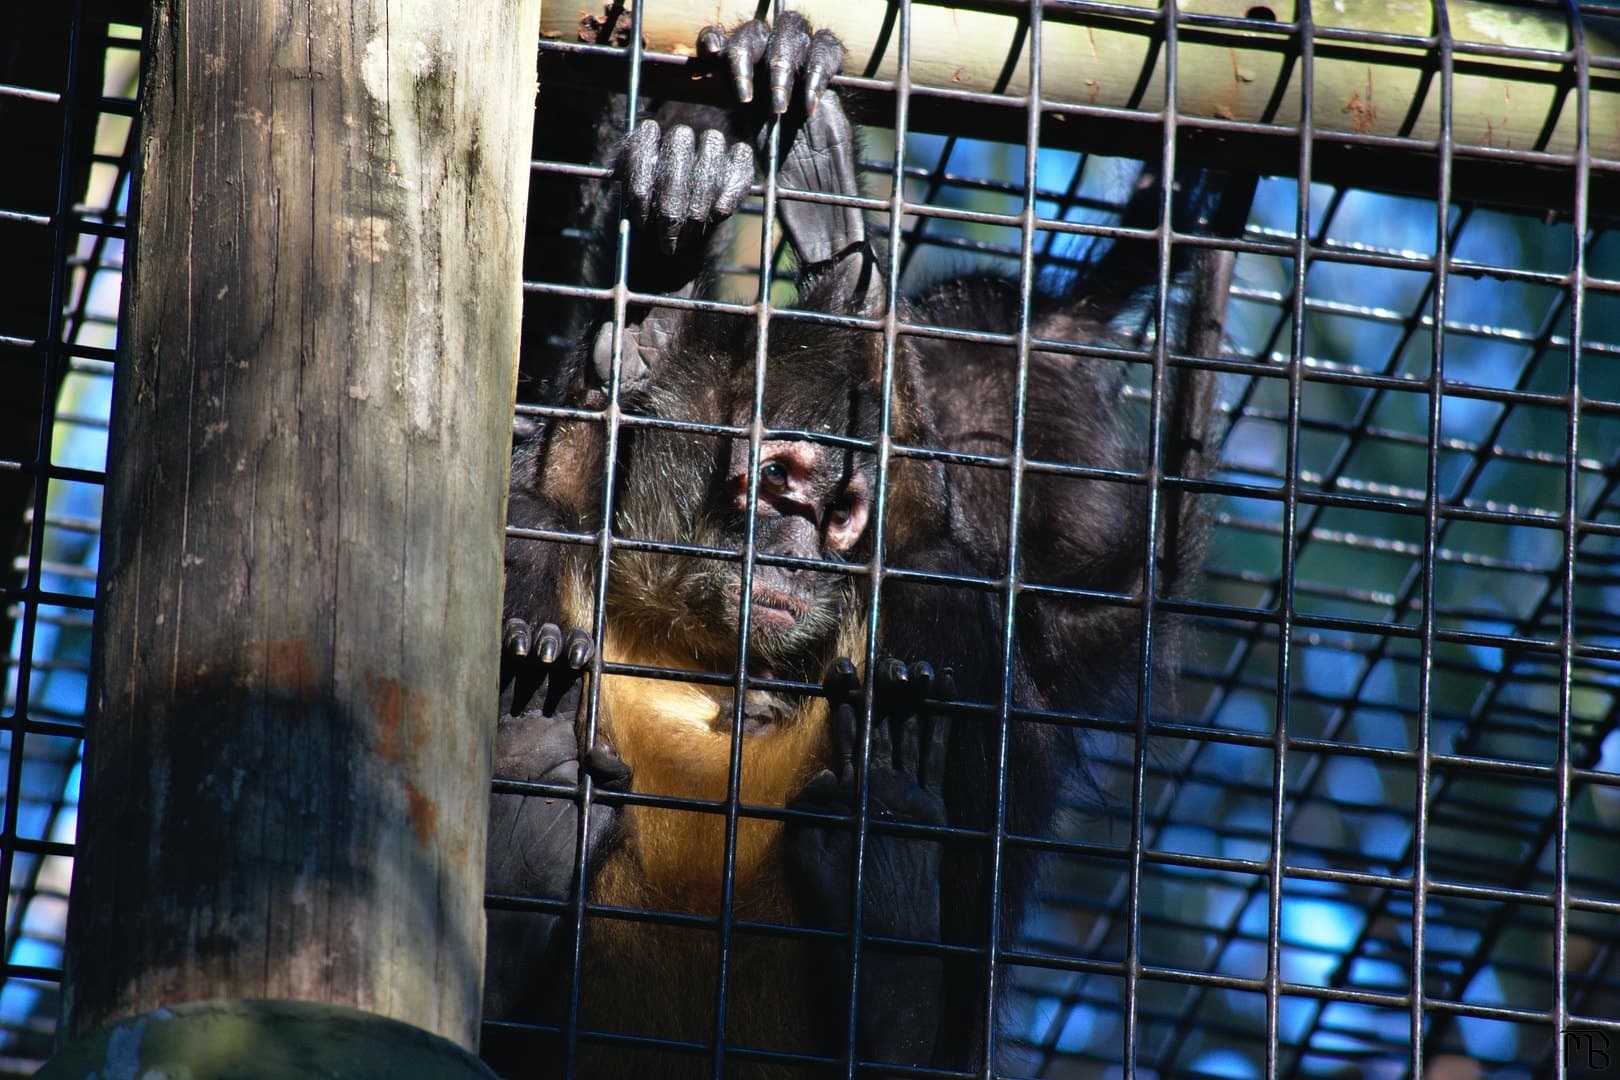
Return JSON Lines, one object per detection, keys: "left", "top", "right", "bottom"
{"left": 778, "top": 91, "right": 885, "bottom": 317}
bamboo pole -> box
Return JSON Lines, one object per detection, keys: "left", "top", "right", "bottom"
{"left": 542, "top": 0, "right": 1616, "bottom": 204}
{"left": 51, "top": 0, "right": 535, "bottom": 1069}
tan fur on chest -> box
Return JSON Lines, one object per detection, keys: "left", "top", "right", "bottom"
{"left": 593, "top": 630, "right": 829, "bottom": 917}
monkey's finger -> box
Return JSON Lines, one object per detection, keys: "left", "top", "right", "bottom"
{"left": 695, "top": 23, "right": 728, "bottom": 57}
{"left": 793, "top": 768, "right": 843, "bottom": 815}
{"left": 922, "top": 669, "right": 957, "bottom": 792}
{"left": 824, "top": 656, "right": 861, "bottom": 701}
{"left": 764, "top": 11, "right": 810, "bottom": 114}
{"left": 712, "top": 143, "right": 754, "bottom": 219}
{"left": 897, "top": 710, "right": 922, "bottom": 776}
{"left": 584, "top": 745, "right": 632, "bottom": 790}
{"left": 724, "top": 20, "right": 768, "bottom": 104}
{"left": 621, "top": 120, "right": 662, "bottom": 222}
{"left": 868, "top": 692, "right": 895, "bottom": 767}
{"left": 876, "top": 657, "right": 911, "bottom": 720}
{"left": 502, "top": 617, "right": 532, "bottom": 658}
{"left": 907, "top": 660, "right": 937, "bottom": 701}
{"left": 878, "top": 656, "right": 909, "bottom": 690}
{"left": 535, "top": 622, "right": 565, "bottom": 666}
{"left": 824, "top": 658, "right": 862, "bottom": 777}
{"left": 654, "top": 124, "right": 697, "bottom": 252}
{"left": 688, "top": 128, "right": 728, "bottom": 223}
{"left": 563, "top": 627, "right": 594, "bottom": 670}
{"left": 802, "top": 29, "right": 844, "bottom": 113}
{"left": 921, "top": 712, "right": 951, "bottom": 794}
{"left": 831, "top": 702, "right": 860, "bottom": 782}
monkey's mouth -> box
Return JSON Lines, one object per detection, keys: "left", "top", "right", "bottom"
{"left": 749, "top": 584, "right": 808, "bottom": 631}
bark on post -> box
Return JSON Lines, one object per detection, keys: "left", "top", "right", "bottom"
{"left": 54, "top": 0, "right": 535, "bottom": 1063}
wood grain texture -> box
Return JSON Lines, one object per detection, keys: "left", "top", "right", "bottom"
{"left": 545, "top": 0, "right": 1620, "bottom": 169}
{"left": 63, "top": 0, "right": 538, "bottom": 1050}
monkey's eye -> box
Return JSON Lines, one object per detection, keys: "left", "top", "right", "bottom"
{"left": 760, "top": 460, "right": 790, "bottom": 490}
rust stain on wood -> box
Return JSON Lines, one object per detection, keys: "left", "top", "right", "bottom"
{"left": 366, "top": 671, "right": 428, "bottom": 763}
{"left": 365, "top": 671, "right": 440, "bottom": 846}
{"left": 265, "top": 640, "right": 313, "bottom": 697}
{"left": 1343, "top": 69, "right": 1378, "bottom": 134}
{"left": 405, "top": 781, "right": 439, "bottom": 846}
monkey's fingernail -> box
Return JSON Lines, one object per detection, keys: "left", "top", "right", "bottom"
{"left": 911, "top": 661, "right": 935, "bottom": 689}
{"left": 734, "top": 76, "right": 753, "bottom": 103}
{"left": 536, "top": 637, "right": 560, "bottom": 665}
{"left": 568, "top": 641, "right": 591, "bottom": 669}
{"left": 771, "top": 83, "right": 790, "bottom": 114}
{"left": 585, "top": 746, "right": 631, "bottom": 785}
{"left": 825, "top": 658, "right": 859, "bottom": 697}
{"left": 697, "top": 26, "right": 725, "bottom": 54}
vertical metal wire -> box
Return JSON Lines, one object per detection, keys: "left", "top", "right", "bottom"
{"left": 1123, "top": 0, "right": 1179, "bottom": 1070}
{"left": 1265, "top": 2, "right": 1314, "bottom": 1076}
{"left": 710, "top": 4, "right": 794, "bottom": 1072}
{"left": 1, "top": 0, "right": 89, "bottom": 953}
{"left": 845, "top": 1, "right": 914, "bottom": 1072}
{"left": 1552, "top": 1, "right": 1590, "bottom": 1073}
{"left": 980, "top": 0, "right": 1044, "bottom": 1074}
{"left": 559, "top": 6, "right": 655, "bottom": 1070}
{"left": 1411, "top": 0, "right": 1457, "bottom": 1072}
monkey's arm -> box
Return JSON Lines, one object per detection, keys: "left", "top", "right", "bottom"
{"left": 598, "top": 15, "right": 872, "bottom": 387}
{"left": 486, "top": 628, "right": 630, "bottom": 1023}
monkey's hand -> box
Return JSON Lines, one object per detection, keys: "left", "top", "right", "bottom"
{"left": 621, "top": 118, "right": 755, "bottom": 255}
{"left": 697, "top": 13, "right": 866, "bottom": 278}
{"left": 620, "top": 12, "right": 830, "bottom": 254}
{"left": 786, "top": 656, "right": 952, "bottom": 1069}
{"left": 697, "top": 12, "right": 843, "bottom": 117}
{"left": 620, "top": 13, "right": 852, "bottom": 259}
{"left": 486, "top": 621, "right": 630, "bottom": 1021}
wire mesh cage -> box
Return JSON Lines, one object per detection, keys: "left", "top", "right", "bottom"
{"left": 1, "top": 7, "right": 136, "bottom": 1072}
{"left": 4, "top": 1, "right": 1619, "bottom": 1078}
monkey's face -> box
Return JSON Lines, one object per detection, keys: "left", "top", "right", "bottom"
{"left": 704, "top": 435, "right": 872, "bottom": 668}
{"left": 602, "top": 327, "right": 884, "bottom": 674}
{"left": 601, "top": 421, "right": 875, "bottom": 676}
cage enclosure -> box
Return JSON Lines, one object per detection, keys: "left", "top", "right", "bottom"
{"left": 4, "top": 1, "right": 1619, "bottom": 1078}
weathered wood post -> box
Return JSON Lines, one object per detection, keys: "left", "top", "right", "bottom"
{"left": 43, "top": 1, "right": 536, "bottom": 1073}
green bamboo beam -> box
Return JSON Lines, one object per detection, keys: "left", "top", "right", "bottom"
{"left": 541, "top": 0, "right": 1617, "bottom": 204}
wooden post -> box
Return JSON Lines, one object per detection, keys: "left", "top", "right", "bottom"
{"left": 52, "top": 0, "right": 535, "bottom": 1066}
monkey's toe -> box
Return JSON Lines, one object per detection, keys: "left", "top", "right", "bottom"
{"left": 695, "top": 14, "right": 843, "bottom": 115}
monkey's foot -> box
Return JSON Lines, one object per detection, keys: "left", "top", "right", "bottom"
{"left": 785, "top": 659, "right": 952, "bottom": 932}
{"left": 697, "top": 12, "right": 843, "bottom": 116}
{"left": 784, "top": 657, "right": 951, "bottom": 1063}
{"left": 799, "top": 657, "right": 953, "bottom": 826}
{"left": 499, "top": 618, "right": 593, "bottom": 720}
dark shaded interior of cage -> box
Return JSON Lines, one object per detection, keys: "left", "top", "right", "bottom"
{"left": 7, "top": 5, "right": 1620, "bottom": 1079}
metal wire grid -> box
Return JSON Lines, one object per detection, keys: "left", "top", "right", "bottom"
{"left": 0, "top": 9, "right": 135, "bottom": 1074}
{"left": 0, "top": 1, "right": 1610, "bottom": 1077}
{"left": 503, "top": 2, "right": 1620, "bottom": 1078}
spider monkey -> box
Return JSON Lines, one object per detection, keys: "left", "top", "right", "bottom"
{"left": 484, "top": 13, "right": 1251, "bottom": 1078}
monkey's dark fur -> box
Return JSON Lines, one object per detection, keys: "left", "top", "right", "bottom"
{"left": 484, "top": 14, "right": 1247, "bottom": 1078}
